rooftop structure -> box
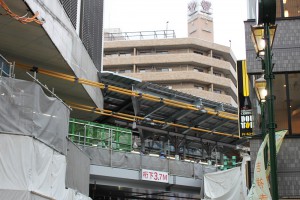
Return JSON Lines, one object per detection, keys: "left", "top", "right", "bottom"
{"left": 187, "top": 0, "right": 214, "bottom": 42}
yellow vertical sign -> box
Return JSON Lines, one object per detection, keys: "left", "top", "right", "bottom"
{"left": 238, "top": 60, "right": 253, "bottom": 137}
{"left": 242, "top": 60, "right": 250, "bottom": 97}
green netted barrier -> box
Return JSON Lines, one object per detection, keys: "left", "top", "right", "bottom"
{"left": 219, "top": 156, "right": 237, "bottom": 170}
{"left": 68, "top": 118, "right": 132, "bottom": 152}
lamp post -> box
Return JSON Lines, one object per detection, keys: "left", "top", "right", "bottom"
{"left": 255, "top": 76, "right": 267, "bottom": 138}
{"left": 255, "top": 76, "right": 268, "bottom": 169}
{"left": 251, "top": 23, "right": 278, "bottom": 199}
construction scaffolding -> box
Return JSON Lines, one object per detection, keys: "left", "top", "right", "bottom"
{"left": 69, "top": 118, "right": 132, "bottom": 152}
{"left": 0, "top": 76, "right": 91, "bottom": 200}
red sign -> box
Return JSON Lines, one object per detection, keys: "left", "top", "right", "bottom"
{"left": 141, "top": 169, "right": 169, "bottom": 183}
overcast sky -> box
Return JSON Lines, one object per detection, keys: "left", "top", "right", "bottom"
{"left": 104, "top": 0, "right": 248, "bottom": 60}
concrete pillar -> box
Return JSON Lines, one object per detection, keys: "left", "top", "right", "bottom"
{"left": 209, "top": 83, "right": 213, "bottom": 92}
{"left": 208, "top": 49, "right": 213, "bottom": 57}
{"left": 208, "top": 66, "right": 213, "bottom": 74}
{"left": 133, "top": 48, "right": 136, "bottom": 56}
{"left": 133, "top": 64, "right": 136, "bottom": 73}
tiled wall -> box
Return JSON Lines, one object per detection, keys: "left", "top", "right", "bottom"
{"left": 250, "top": 137, "right": 300, "bottom": 197}
{"left": 245, "top": 19, "right": 300, "bottom": 74}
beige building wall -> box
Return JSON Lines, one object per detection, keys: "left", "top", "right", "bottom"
{"left": 103, "top": 38, "right": 237, "bottom": 107}
{"left": 188, "top": 13, "right": 214, "bottom": 42}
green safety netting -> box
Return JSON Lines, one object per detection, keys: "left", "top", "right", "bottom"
{"left": 68, "top": 118, "right": 132, "bottom": 152}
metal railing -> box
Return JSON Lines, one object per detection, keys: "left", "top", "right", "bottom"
{"left": 83, "top": 145, "right": 217, "bottom": 179}
{"left": 104, "top": 30, "right": 176, "bottom": 41}
{"left": 0, "top": 54, "right": 14, "bottom": 77}
{"left": 68, "top": 118, "right": 132, "bottom": 152}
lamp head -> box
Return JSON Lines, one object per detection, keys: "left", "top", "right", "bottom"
{"left": 255, "top": 76, "right": 267, "bottom": 102}
{"left": 251, "top": 24, "right": 277, "bottom": 57}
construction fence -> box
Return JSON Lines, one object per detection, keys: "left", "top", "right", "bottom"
{"left": 68, "top": 118, "right": 132, "bottom": 152}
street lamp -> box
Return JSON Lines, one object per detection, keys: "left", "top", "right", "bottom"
{"left": 255, "top": 76, "right": 268, "bottom": 169}
{"left": 251, "top": 25, "right": 277, "bottom": 57}
{"left": 255, "top": 76, "right": 267, "bottom": 103}
{"left": 251, "top": 21, "right": 278, "bottom": 200}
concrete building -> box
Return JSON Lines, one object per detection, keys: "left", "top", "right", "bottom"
{"left": 103, "top": 37, "right": 238, "bottom": 107}
{"left": 245, "top": 0, "right": 300, "bottom": 198}
{"left": 103, "top": 0, "right": 238, "bottom": 108}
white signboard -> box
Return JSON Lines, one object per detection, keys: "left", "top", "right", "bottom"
{"left": 141, "top": 169, "right": 169, "bottom": 183}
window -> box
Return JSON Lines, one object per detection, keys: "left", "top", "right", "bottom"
{"left": 118, "top": 69, "right": 132, "bottom": 73}
{"left": 194, "top": 85, "right": 204, "bottom": 90}
{"left": 193, "top": 51, "right": 204, "bottom": 55}
{"left": 250, "top": 72, "right": 300, "bottom": 135}
{"left": 213, "top": 55, "right": 221, "bottom": 60}
{"left": 288, "top": 73, "right": 300, "bottom": 134}
{"left": 214, "top": 89, "right": 222, "bottom": 94}
{"left": 139, "top": 51, "right": 152, "bottom": 55}
{"left": 105, "top": 53, "right": 118, "bottom": 57}
{"left": 276, "top": 0, "right": 300, "bottom": 18}
{"left": 119, "top": 52, "right": 131, "bottom": 56}
{"left": 139, "top": 69, "right": 146, "bottom": 73}
{"left": 214, "top": 72, "right": 222, "bottom": 77}
{"left": 194, "top": 68, "right": 204, "bottom": 72}
{"left": 161, "top": 68, "right": 172, "bottom": 72}
{"left": 156, "top": 50, "right": 168, "bottom": 54}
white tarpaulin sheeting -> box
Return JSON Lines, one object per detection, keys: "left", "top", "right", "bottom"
{"left": 0, "top": 134, "right": 66, "bottom": 199}
{"left": 0, "top": 189, "right": 92, "bottom": 200}
{"left": 64, "top": 189, "right": 92, "bottom": 200}
{"left": 204, "top": 167, "right": 246, "bottom": 200}
{"left": 0, "top": 134, "right": 92, "bottom": 200}
{"left": 0, "top": 77, "right": 69, "bottom": 154}
{"left": 247, "top": 130, "right": 287, "bottom": 200}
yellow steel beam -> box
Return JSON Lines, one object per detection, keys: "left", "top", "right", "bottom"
{"left": 15, "top": 63, "right": 238, "bottom": 121}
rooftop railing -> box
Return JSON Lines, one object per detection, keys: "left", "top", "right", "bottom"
{"left": 104, "top": 30, "right": 176, "bottom": 41}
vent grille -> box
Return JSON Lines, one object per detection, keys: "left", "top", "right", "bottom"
{"left": 80, "top": 0, "right": 104, "bottom": 70}
{"left": 59, "top": 0, "right": 78, "bottom": 29}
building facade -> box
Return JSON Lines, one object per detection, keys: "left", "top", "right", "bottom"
{"left": 103, "top": 37, "right": 238, "bottom": 107}
{"left": 59, "top": 0, "right": 104, "bottom": 70}
{"left": 245, "top": 0, "right": 300, "bottom": 197}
